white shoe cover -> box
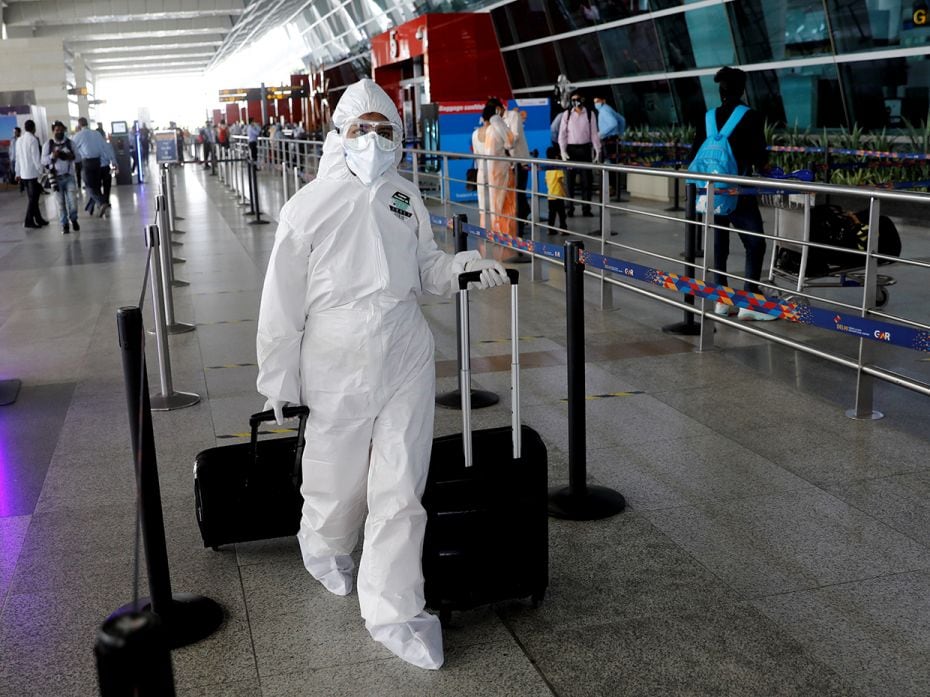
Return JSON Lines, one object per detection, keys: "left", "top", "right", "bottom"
{"left": 367, "top": 611, "right": 444, "bottom": 670}
{"left": 303, "top": 554, "right": 354, "bottom": 596}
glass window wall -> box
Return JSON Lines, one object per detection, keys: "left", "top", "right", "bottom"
{"left": 519, "top": 43, "right": 563, "bottom": 87}
{"left": 554, "top": 36, "right": 606, "bottom": 81}
{"left": 653, "top": 4, "right": 735, "bottom": 71}
{"left": 599, "top": 20, "right": 665, "bottom": 78}
{"left": 839, "top": 55, "right": 930, "bottom": 128}
{"left": 729, "top": 0, "right": 832, "bottom": 62}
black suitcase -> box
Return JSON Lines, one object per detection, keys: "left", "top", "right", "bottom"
{"left": 422, "top": 269, "right": 548, "bottom": 621}
{"left": 194, "top": 405, "right": 309, "bottom": 549}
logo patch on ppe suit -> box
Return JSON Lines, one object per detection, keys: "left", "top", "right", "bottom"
{"left": 390, "top": 191, "right": 413, "bottom": 221}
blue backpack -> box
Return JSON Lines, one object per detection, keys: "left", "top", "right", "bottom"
{"left": 687, "top": 105, "right": 749, "bottom": 216}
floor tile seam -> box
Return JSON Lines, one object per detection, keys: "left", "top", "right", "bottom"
{"left": 254, "top": 652, "right": 414, "bottom": 679}
{"left": 616, "top": 479, "right": 820, "bottom": 514}
{"left": 197, "top": 173, "right": 280, "bottom": 248}
{"left": 743, "top": 565, "right": 930, "bottom": 604}
{"left": 489, "top": 610, "right": 561, "bottom": 697}
{"left": 231, "top": 559, "right": 264, "bottom": 692}
{"left": 640, "top": 484, "right": 930, "bottom": 554}
{"left": 821, "top": 480, "right": 930, "bottom": 553}
{"left": 630, "top": 512, "right": 757, "bottom": 602}
{"left": 253, "top": 637, "right": 534, "bottom": 680}
{"left": 182, "top": 172, "right": 271, "bottom": 278}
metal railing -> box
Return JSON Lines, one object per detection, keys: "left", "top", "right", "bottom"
{"left": 231, "top": 133, "right": 930, "bottom": 418}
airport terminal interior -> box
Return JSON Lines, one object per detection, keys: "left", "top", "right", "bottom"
{"left": 3, "top": 1, "right": 930, "bottom": 695}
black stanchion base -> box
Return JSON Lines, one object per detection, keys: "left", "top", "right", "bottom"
{"left": 436, "top": 388, "right": 500, "bottom": 409}
{"left": 0, "top": 378, "right": 22, "bottom": 406}
{"left": 662, "top": 320, "right": 701, "bottom": 336}
{"left": 548, "top": 484, "right": 626, "bottom": 520}
{"left": 110, "top": 593, "right": 224, "bottom": 650}
{"left": 248, "top": 219, "right": 271, "bottom": 226}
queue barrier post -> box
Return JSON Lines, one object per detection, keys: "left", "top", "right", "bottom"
{"left": 248, "top": 161, "right": 270, "bottom": 226}
{"left": 155, "top": 195, "right": 194, "bottom": 335}
{"left": 846, "top": 195, "right": 883, "bottom": 421}
{"left": 665, "top": 144, "right": 684, "bottom": 212}
{"left": 237, "top": 151, "right": 246, "bottom": 201}
{"left": 663, "top": 182, "right": 701, "bottom": 336}
{"left": 281, "top": 150, "right": 289, "bottom": 200}
{"left": 599, "top": 168, "right": 614, "bottom": 310}
{"left": 158, "top": 169, "right": 188, "bottom": 284}
{"left": 435, "top": 214, "right": 500, "bottom": 410}
{"left": 108, "top": 305, "right": 222, "bottom": 649}
{"left": 530, "top": 161, "right": 547, "bottom": 282}
{"left": 143, "top": 225, "right": 200, "bottom": 412}
{"left": 548, "top": 240, "right": 626, "bottom": 520}
{"left": 166, "top": 166, "right": 184, "bottom": 227}
{"left": 95, "top": 611, "right": 175, "bottom": 696}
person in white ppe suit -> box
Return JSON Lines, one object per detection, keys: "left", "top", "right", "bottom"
{"left": 256, "top": 79, "right": 507, "bottom": 670}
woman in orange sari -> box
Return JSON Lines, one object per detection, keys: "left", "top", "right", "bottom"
{"left": 485, "top": 101, "right": 516, "bottom": 240}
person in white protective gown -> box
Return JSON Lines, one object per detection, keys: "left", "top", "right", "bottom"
{"left": 255, "top": 78, "right": 508, "bottom": 670}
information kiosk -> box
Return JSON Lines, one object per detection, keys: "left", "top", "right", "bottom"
{"left": 110, "top": 120, "right": 134, "bottom": 185}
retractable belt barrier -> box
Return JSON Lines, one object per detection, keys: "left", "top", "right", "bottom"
{"left": 429, "top": 215, "right": 930, "bottom": 354}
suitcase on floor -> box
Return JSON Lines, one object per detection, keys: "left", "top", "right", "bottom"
{"left": 422, "top": 269, "right": 548, "bottom": 622}
{"left": 194, "top": 405, "right": 309, "bottom": 549}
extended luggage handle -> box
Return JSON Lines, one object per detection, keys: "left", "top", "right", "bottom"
{"left": 249, "top": 405, "right": 310, "bottom": 485}
{"left": 456, "top": 268, "right": 521, "bottom": 468}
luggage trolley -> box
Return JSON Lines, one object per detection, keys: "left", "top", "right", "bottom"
{"left": 765, "top": 191, "right": 896, "bottom": 307}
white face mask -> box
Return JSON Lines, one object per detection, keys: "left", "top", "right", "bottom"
{"left": 343, "top": 132, "right": 395, "bottom": 186}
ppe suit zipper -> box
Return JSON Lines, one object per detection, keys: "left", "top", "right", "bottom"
{"left": 369, "top": 185, "right": 388, "bottom": 290}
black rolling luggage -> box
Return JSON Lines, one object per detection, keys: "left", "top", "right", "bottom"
{"left": 422, "top": 269, "right": 548, "bottom": 621}
{"left": 194, "top": 405, "right": 309, "bottom": 549}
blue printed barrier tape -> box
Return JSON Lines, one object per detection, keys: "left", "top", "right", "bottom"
{"left": 430, "top": 215, "right": 930, "bottom": 352}
{"left": 623, "top": 142, "right": 930, "bottom": 161}
{"left": 580, "top": 250, "right": 930, "bottom": 352}
{"left": 461, "top": 222, "right": 564, "bottom": 260}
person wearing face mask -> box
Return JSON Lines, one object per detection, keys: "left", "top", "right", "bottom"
{"left": 485, "top": 99, "right": 518, "bottom": 245}
{"left": 592, "top": 96, "right": 626, "bottom": 200}
{"left": 558, "top": 92, "right": 601, "bottom": 217}
{"left": 40, "top": 121, "right": 80, "bottom": 234}
{"left": 255, "top": 79, "right": 508, "bottom": 670}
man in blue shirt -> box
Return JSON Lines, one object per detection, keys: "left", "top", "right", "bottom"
{"left": 593, "top": 96, "right": 626, "bottom": 201}
{"left": 247, "top": 117, "right": 261, "bottom": 162}
{"left": 72, "top": 117, "right": 110, "bottom": 217}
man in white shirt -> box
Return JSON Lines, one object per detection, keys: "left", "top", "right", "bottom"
{"left": 14, "top": 120, "right": 48, "bottom": 228}
{"left": 9, "top": 126, "right": 21, "bottom": 187}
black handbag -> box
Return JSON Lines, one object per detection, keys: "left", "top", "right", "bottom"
{"left": 194, "top": 405, "right": 309, "bottom": 549}
{"left": 465, "top": 167, "right": 478, "bottom": 191}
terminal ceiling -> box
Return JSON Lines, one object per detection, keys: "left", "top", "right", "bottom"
{"left": 0, "top": 0, "right": 489, "bottom": 80}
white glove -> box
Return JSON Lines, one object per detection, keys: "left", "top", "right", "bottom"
{"left": 463, "top": 259, "right": 509, "bottom": 290}
{"left": 263, "top": 398, "right": 289, "bottom": 426}
{"left": 561, "top": 151, "right": 570, "bottom": 161}
{"left": 593, "top": 150, "right": 601, "bottom": 164}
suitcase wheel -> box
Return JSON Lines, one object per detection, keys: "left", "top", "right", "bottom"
{"left": 531, "top": 590, "right": 545, "bottom": 608}
{"left": 211, "top": 546, "right": 221, "bottom": 552}
{"left": 439, "top": 607, "right": 452, "bottom": 626}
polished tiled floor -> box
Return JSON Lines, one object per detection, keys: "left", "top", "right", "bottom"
{"left": 1, "top": 161, "right": 929, "bottom": 696}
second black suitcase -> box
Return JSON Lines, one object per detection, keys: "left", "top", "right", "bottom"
{"left": 422, "top": 269, "right": 548, "bottom": 621}
{"left": 194, "top": 406, "right": 309, "bottom": 549}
